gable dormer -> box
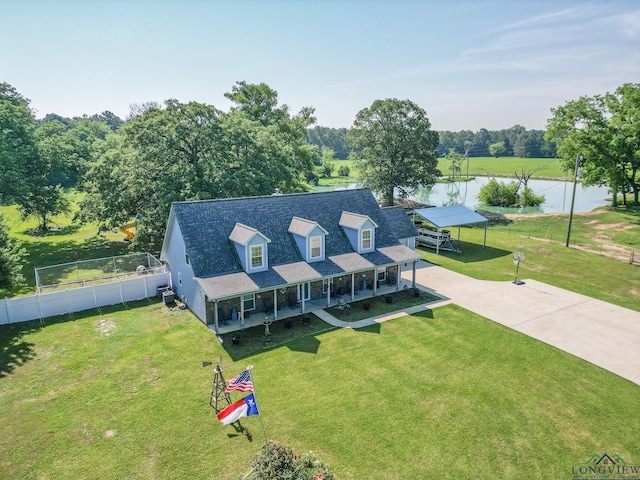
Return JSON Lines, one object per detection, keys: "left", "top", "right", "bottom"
{"left": 288, "top": 217, "right": 328, "bottom": 262}
{"left": 339, "top": 211, "right": 378, "bottom": 253}
{"left": 229, "top": 223, "right": 271, "bottom": 273}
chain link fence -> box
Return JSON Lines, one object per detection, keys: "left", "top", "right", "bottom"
{"left": 35, "top": 253, "right": 165, "bottom": 293}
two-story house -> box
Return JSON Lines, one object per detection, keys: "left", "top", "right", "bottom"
{"left": 160, "top": 188, "right": 420, "bottom": 333}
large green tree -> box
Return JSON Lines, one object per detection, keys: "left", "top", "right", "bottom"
{"left": 0, "top": 83, "right": 71, "bottom": 231}
{"left": 79, "top": 83, "right": 316, "bottom": 253}
{"left": 545, "top": 83, "right": 640, "bottom": 206}
{"left": 79, "top": 100, "right": 224, "bottom": 250}
{"left": 0, "top": 83, "right": 37, "bottom": 202}
{"left": 35, "top": 117, "right": 112, "bottom": 187}
{"left": 347, "top": 98, "right": 440, "bottom": 206}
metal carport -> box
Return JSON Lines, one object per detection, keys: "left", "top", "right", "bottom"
{"left": 411, "top": 205, "right": 488, "bottom": 255}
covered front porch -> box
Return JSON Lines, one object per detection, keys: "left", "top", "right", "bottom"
{"left": 208, "top": 264, "right": 417, "bottom": 334}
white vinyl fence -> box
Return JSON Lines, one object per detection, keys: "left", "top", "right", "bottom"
{"left": 0, "top": 271, "right": 171, "bottom": 325}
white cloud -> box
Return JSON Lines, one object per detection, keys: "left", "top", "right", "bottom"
{"left": 597, "top": 9, "right": 640, "bottom": 40}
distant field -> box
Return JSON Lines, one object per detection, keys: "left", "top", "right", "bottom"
{"left": 438, "top": 156, "right": 567, "bottom": 180}
{"left": 316, "top": 159, "right": 360, "bottom": 186}
{"left": 318, "top": 158, "right": 567, "bottom": 188}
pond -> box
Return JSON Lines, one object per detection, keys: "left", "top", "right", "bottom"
{"left": 317, "top": 177, "right": 611, "bottom": 214}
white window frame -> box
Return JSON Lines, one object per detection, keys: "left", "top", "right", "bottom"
{"left": 323, "top": 278, "right": 333, "bottom": 294}
{"left": 377, "top": 267, "right": 386, "bottom": 282}
{"left": 243, "top": 294, "right": 255, "bottom": 311}
{"left": 310, "top": 235, "right": 322, "bottom": 259}
{"left": 361, "top": 229, "right": 372, "bottom": 251}
{"left": 250, "top": 244, "right": 264, "bottom": 269}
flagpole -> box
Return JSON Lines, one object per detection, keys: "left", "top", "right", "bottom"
{"left": 246, "top": 365, "right": 268, "bottom": 445}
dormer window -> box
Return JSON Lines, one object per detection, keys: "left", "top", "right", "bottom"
{"left": 289, "top": 217, "right": 328, "bottom": 263}
{"left": 250, "top": 245, "right": 264, "bottom": 269}
{"left": 229, "top": 223, "right": 271, "bottom": 273}
{"left": 361, "top": 229, "right": 372, "bottom": 250}
{"left": 310, "top": 236, "right": 322, "bottom": 259}
{"left": 339, "top": 211, "right": 378, "bottom": 253}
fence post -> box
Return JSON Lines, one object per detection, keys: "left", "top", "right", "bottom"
{"left": 37, "top": 294, "right": 43, "bottom": 320}
{"left": 631, "top": 249, "right": 635, "bottom": 265}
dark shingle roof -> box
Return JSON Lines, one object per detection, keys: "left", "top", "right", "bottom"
{"left": 380, "top": 206, "right": 419, "bottom": 239}
{"left": 172, "top": 188, "right": 418, "bottom": 280}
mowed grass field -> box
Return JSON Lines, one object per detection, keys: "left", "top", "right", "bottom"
{"left": 437, "top": 156, "right": 567, "bottom": 179}
{"left": 319, "top": 157, "right": 567, "bottom": 189}
{"left": 0, "top": 197, "right": 128, "bottom": 298}
{"left": 1, "top": 300, "right": 638, "bottom": 479}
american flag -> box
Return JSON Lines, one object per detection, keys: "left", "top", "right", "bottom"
{"left": 225, "top": 369, "right": 254, "bottom": 394}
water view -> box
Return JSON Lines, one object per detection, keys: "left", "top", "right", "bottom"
{"left": 318, "top": 177, "right": 611, "bottom": 214}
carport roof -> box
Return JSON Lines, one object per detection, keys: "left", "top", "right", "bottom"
{"left": 411, "top": 205, "right": 487, "bottom": 229}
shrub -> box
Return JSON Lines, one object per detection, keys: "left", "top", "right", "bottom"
{"left": 478, "top": 178, "right": 519, "bottom": 207}
{"left": 478, "top": 179, "right": 545, "bottom": 207}
{"left": 520, "top": 186, "right": 545, "bottom": 207}
{"left": 0, "top": 214, "right": 25, "bottom": 289}
{"left": 337, "top": 165, "right": 350, "bottom": 177}
{"left": 245, "top": 440, "right": 335, "bottom": 480}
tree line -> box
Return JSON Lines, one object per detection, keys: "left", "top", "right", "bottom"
{"left": 307, "top": 124, "right": 557, "bottom": 159}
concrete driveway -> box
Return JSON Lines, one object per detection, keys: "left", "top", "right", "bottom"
{"left": 402, "top": 261, "right": 640, "bottom": 386}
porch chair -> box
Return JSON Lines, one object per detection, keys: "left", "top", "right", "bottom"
{"left": 337, "top": 298, "right": 350, "bottom": 311}
{"left": 263, "top": 297, "right": 274, "bottom": 315}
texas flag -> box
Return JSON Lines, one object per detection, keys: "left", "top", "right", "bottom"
{"left": 217, "top": 393, "right": 260, "bottom": 425}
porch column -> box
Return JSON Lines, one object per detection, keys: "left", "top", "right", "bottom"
{"left": 326, "top": 278, "right": 331, "bottom": 307}
{"left": 214, "top": 300, "right": 219, "bottom": 333}
{"left": 273, "top": 290, "right": 278, "bottom": 321}
{"left": 373, "top": 270, "right": 377, "bottom": 295}
{"left": 412, "top": 261, "right": 417, "bottom": 288}
{"left": 240, "top": 299, "right": 245, "bottom": 328}
{"left": 301, "top": 284, "right": 306, "bottom": 313}
{"left": 351, "top": 273, "right": 355, "bottom": 301}
{"left": 397, "top": 266, "right": 401, "bottom": 290}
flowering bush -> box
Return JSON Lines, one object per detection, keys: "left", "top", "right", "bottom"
{"left": 244, "top": 440, "right": 335, "bottom": 480}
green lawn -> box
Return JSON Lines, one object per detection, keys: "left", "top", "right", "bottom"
{"left": 1, "top": 300, "right": 638, "bottom": 479}
{"left": 417, "top": 207, "right": 640, "bottom": 312}
{"left": 317, "top": 159, "right": 360, "bottom": 187}
{"left": 487, "top": 206, "right": 640, "bottom": 254}
{"left": 317, "top": 157, "right": 567, "bottom": 190}
{"left": 0, "top": 198, "right": 129, "bottom": 298}
{"left": 437, "top": 156, "right": 567, "bottom": 180}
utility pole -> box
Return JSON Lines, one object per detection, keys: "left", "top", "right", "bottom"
{"left": 565, "top": 154, "right": 583, "bottom": 247}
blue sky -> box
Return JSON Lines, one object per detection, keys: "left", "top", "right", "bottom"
{"left": 1, "top": 0, "right": 638, "bottom": 131}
